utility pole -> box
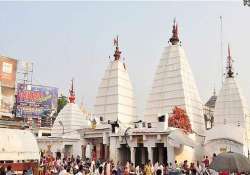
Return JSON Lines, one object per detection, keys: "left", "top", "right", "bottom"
{"left": 220, "top": 16, "right": 223, "bottom": 86}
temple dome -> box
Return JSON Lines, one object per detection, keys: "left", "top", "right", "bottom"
{"left": 52, "top": 80, "right": 90, "bottom": 137}
{"left": 52, "top": 103, "right": 90, "bottom": 137}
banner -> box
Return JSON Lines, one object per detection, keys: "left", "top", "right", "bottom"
{"left": 16, "top": 83, "right": 58, "bottom": 118}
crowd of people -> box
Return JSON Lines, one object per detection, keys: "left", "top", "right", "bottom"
{"left": 38, "top": 154, "right": 216, "bottom": 175}
{"left": 0, "top": 164, "right": 34, "bottom": 175}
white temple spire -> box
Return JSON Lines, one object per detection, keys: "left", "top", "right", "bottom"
{"left": 205, "top": 44, "right": 250, "bottom": 156}
{"left": 145, "top": 19, "right": 204, "bottom": 134}
{"left": 94, "top": 37, "right": 137, "bottom": 125}
{"left": 52, "top": 79, "right": 89, "bottom": 137}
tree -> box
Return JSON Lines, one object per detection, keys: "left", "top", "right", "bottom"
{"left": 57, "top": 94, "right": 68, "bottom": 114}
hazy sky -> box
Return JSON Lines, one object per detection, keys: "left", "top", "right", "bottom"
{"left": 0, "top": 1, "right": 249, "bottom": 116}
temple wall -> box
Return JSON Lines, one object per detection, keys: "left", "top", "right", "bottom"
{"left": 37, "top": 138, "right": 84, "bottom": 158}
{"left": 204, "top": 140, "right": 244, "bottom": 156}
{"left": 109, "top": 136, "right": 121, "bottom": 163}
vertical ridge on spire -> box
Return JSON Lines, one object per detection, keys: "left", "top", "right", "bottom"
{"left": 113, "top": 35, "right": 122, "bottom": 61}
{"left": 169, "top": 18, "right": 180, "bottom": 45}
{"left": 69, "top": 78, "right": 75, "bottom": 103}
{"left": 213, "top": 87, "right": 216, "bottom": 96}
{"left": 226, "top": 44, "right": 234, "bottom": 78}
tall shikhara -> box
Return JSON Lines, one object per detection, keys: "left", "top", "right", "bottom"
{"left": 205, "top": 44, "right": 250, "bottom": 157}
{"left": 144, "top": 20, "right": 205, "bottom": 134}
{"left": 94, "top": 36, "right": 137, "bottom": 125}
{"left": 214, "top": 45, "right": 249, "bottom": 128}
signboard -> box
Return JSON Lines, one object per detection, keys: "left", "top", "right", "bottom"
{"left": 16, "top": 83, "right": 58, "bottom": 118}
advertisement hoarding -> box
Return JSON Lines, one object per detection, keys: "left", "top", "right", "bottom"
{"left": 16, "top": 83, "right": 58, "bottom": 118}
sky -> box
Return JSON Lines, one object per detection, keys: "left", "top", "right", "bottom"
{"left": 0, "top": 1, "right": 249, "bottom": 116}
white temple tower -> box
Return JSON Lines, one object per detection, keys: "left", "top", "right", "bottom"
{"left": 94, "top": 37, "right": 137, "bottom": 125}
{"left": 144, "top": 20, "right": 205, "bottom": 135}
{"left": 214, "top": 45, "right": 249, "bottom": 128}
{"left": 52, "top": 79, "right": 89, "bottom": 138}
{"left": 205, "top": 45, "right": 250, "bottom": 156}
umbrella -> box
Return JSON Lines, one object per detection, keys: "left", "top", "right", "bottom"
{"left": 209, "top": 152, "right": 250, "bottom": 173}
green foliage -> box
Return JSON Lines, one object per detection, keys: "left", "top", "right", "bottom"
{"left": 57, "top": 94, "right": 68, "bottom": 114}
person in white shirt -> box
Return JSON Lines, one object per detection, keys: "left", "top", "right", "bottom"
{"left": 154, "top": 162, "right": 159, "bottom": 175}
{"left": 172, "top": 160, "right": 178, "bottom": 170}
{"left": 158, "top": 164, "right": 164, "bottom": 175}
{"left": 6, "top": 166, "right": 13, "bottom": 175}
{"left": 196, "top": 161, "right": 202, "bottom": 175}
{"left": 85, "top": 143, "right": 92, "bottom": 160}
{"left": 59, "top": 166, "right": 67, "bottom": 175}
{"left": 135, "top": 165, "right": 140, "bottom": 175}
{"left": 76, "top": 165, "right": 84, "bottom": 175}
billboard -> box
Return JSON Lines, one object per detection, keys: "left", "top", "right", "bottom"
{"left": 16, "top": 83, "right": 58, "bottom": 118}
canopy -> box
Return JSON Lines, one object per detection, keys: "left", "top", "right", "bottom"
{"left": 209, "top": 152, "right": 250, "bottom": 173}
{"left": 168, "top": 129, "right": 197, "bottom": 148}
{"left": 0, "top": 128, "right": 40, "bottom": 161}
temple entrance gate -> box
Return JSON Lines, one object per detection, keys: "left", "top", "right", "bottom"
{"left": 152, "top": 143, "right": 168, "bottom": 164}
{"left": 135, "top": 144, "right": 148, "bottom": 166}
{"left": 119, "top": 144, "right": 131, "bottom": 165}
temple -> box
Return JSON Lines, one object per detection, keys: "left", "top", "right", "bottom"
{"left": 105, "top": 21, "right": 204, "bottom": 164}
{"left": 38, "top": 80, "right": 90, "bottom": 158}
{"left": 205, "top": 45, "right": 250, "bottom": 156}
{"left": 36, "top": 21, "right": 250, "bottom": 165}
{"left": 52, "top": 79, "right": 90, "bottom": 138}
